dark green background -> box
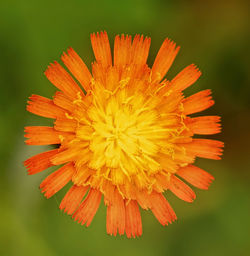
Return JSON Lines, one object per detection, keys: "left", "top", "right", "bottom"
{"left": 0, "top": 0, "right": 249, "bottom": 255}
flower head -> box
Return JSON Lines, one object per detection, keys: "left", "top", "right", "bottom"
{"left": 24, "top": 31, "right": 223, "bottom": 238}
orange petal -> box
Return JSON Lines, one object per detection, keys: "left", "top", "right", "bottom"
{"left": 150, "top": 191, "right": 177, "bottom": 226}
{"left": 50, "top": 148, "right": 77, "bottom": 165}
{"left": 40, "top": 163, "right": 75, "bottom": 198}
{"left": 24, "top": 126, "right": 70, "bottom": 145}
{"left": 177, "top": 165, "right": 214, "bottom": 190}
{"left": 73, "top": 188, "right": 102, "bottom": 227}
{"left": 182, "top": 138, "right": 224, "bottom": 160}
{"left": 106, "top": 189, "right": 126, "bottom": 236}
{"left": 90, "top": 31, "right": 112, "bottom": 68}
{"left": 91, "top": 62, "right": 106, "bottom": 85}
{"left": 102, "top": 180, "right": 116, "bottom": 204}
{"left": 44, "top": 61, "right": 83, "bottom": 99}
{"left": 60, "top": 185, "right": 89, "bottom": 215}
{"left": 117, "top": 182, "right": 137, "bottom": 201}
{"left": 72, "top": 166, "right": 95, "bottom": 186}
{"left": 154, "top": 173, "right": 170, "bottom": 191}
{"left": 136, "top": 190, "right": 152, "bottom": 210}
{"left": 183, "top": 89, "right": 214, "bottom": 115}
{"left": 53, "top": 91, "right": 75, "bottom": 112}
{"left": 27, "top": 94, "right": 66, "bottom": 119}
{"left": 169, "top": 175, "right": 196, "bottom": 202}
{"left": 172, "top": 146, "right": 195, "bottom": 165}
{"left": 157, "top": 91, "right": 184, "bottom": 114}
{"left": 170, "top": 64, "right": 201, "bottom": 91}
{"left": 61, "top": 47, "right": 92, "bottom": 92}
{"left": 24, "top": 149, "right": 59, "bottom": 175}
{"left": 125, "top": 200, "right": 142, "bottom": 238}
{"left": 157, "top": 153, "right": 178, "bottom": 173}
{"left": 50, "top": 143, "right": 88, "bottom": 165}
{"left": 185, "top": 116, "right": 221, "bottom": 135}
{"left": 130, "top": 34, "right": 151, "bottom": 66}
{"left": 124, "top": 63, "right": 151, "bottom": 82}
{"left": 104, "top": 66, "right": 120, "bottom": 91}
{"left": 114, "top": 34, "right": 132, "bottom": 68}
{"left": 54, "top": 118, "right": 77, "bottom": 132}
{"left": 152, "top": 38, "right": 180, "bottom": 82}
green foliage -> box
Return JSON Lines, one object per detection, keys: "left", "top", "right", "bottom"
{"left": 0, "top": 0, "right": 249, "bottom": 255}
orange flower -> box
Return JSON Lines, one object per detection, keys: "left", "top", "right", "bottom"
{"left": 24, "top": 31, "right": 223, "bottom": 238}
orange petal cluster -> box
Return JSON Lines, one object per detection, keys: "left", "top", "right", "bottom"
{"left": 24, "top": 31, "right": 223, "bottom": 238}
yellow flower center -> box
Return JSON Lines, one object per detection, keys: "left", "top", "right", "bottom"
{"left": 72, "top": 78, "right": 187, "bottom": 194}
{"left": 87, "top": 88, "right": 164, "bottom": 176}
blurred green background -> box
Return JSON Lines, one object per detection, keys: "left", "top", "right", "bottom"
{"left": 0, "top": 0, "right": 249, "bottom": 255}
